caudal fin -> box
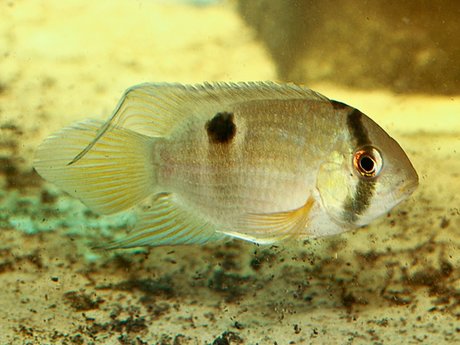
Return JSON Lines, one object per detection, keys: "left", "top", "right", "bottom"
{"left": 34, "top": 120, "right": 157, "bottom": 215}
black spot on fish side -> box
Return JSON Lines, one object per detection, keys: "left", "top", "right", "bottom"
{"left": 206, "top": 112, "right": 236, "bottom": 144}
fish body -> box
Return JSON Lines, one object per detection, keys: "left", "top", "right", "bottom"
{"left": 34, "top": 82, "right": 418, "bottom": 248}
{"left": 161, "top": 99, "right": 342, "bottom": 235}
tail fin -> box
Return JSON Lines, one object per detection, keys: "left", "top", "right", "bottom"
{"left": 34, "top": 120, "right": 157, "bottom": 215}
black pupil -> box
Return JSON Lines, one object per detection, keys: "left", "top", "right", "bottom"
{"left": 360, "top": 155, "right": 375, "bottom": 173}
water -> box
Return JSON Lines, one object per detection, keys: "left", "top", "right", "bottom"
{"left": 0, "top": 1, "right": 459, "bottom": 344}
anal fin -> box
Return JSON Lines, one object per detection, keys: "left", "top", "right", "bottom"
{"left": 101, "top": 193, "right": 225, "bottom": 249}
{"left": 220, "top": 196, "right": 315, "bottom": 245}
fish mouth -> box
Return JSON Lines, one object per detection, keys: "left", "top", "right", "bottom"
{"left": 403, "top": 159, "right": 419, "bottom": 196}
{"left": 398, "top": 175, "right": 418, "bottom": 196}
{"left": 389, "top": 177, "right": 418, "bottom": 208}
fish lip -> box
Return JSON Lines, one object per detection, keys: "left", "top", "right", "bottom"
{"left": 406, "top": 161, "right": 419, "bottom": 194}
{"left": 387, "top": 179, "right": 418, "bottom": 207}
{"left": 397, "top": 178, "right": 418, "bottom": 197}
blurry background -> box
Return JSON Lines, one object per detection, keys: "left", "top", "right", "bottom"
{"left": 0, "top": 1, "right": 459, "bottom": 344}
{"left": 238, "top": 0, "right": 460, "bottom": 94}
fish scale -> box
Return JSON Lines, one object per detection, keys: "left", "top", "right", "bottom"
{"left": 159, "top": 100, "right": 343, "bottom": 227}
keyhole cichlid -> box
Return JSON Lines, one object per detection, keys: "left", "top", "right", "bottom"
{"left": 34, "top": 82, "right": 418, "bottom": 248}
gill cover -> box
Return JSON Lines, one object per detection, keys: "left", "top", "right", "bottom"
{"left": 316, "top": 151, "right": 354, "bottom": 226}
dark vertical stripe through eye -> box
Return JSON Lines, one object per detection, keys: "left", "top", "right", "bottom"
{"left": 343, "top": 108, "right": 374, "bottom": 222}
{"left": 347, "top": 109, "right": 370, "bottom": 147}
{"left": 342, "top": 179, "right": 376, "bottom": 222}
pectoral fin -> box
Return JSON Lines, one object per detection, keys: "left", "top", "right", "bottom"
{"left": 220, "top": 197, "right": 315, "bottom": 244}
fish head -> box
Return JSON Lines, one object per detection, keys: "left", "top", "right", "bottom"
{"left": 316, "top": 107, "right": 418, "bottom": 235}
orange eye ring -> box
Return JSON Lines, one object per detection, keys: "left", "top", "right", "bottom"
{"left": 353, "top": 147, "right": 383, "bottom": 178}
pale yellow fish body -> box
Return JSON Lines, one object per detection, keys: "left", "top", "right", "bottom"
{"left": 34, "top": 82, "right": 418, "bottom": 248}
{"left": 160, "top": 100, "right": 340, "bottom": 232}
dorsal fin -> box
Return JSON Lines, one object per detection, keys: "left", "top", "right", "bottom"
{"left": 70, "top": 82, "right": 329, "bottom": 164}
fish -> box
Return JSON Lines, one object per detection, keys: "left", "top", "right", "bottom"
{"left": 34, "top": 82, "right": 418, "bottom": 248}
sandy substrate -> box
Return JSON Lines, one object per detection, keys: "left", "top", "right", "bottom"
{"left": 1, "top": 1, "right": 460, "bottom": 344}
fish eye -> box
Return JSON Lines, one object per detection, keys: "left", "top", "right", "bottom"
{"left": 353, "top": 146, "right": 383, "bottom": 178}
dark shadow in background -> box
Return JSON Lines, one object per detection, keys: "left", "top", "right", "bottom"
{"left": 238, "top": 0, "right": 460, "bottom": 94}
